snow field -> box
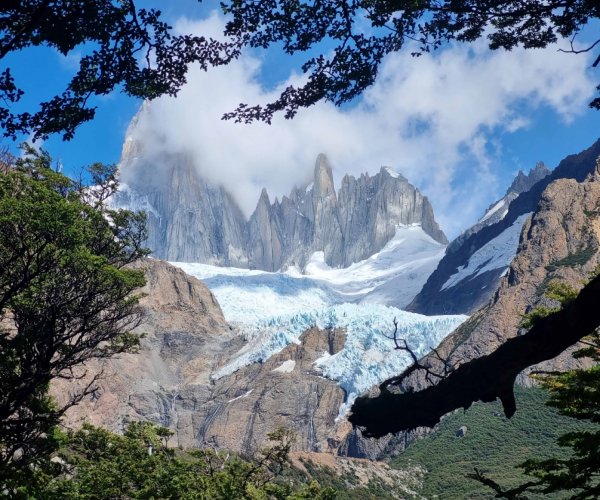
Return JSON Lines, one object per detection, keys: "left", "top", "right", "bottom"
{"left": 441, "top": 213, "right": 531, "bottom": 291}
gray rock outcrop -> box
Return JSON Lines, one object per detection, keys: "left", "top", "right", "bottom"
{"left": 54, "top": 259, "right": 350, "bottom": 454}
{"left": 253, "top": 155, "right": 447, "bottom": 270}
{"left": 116, "top": 154, "right": 249, "bottom": 266}
{"left": 116, "top": 137, "right": 447, "bottom": 271}
{"left": 456, "top": 426, "right": 468, "bottom": 438}
{"left": 409, "top": 139, "right": 600, "bottom": 315}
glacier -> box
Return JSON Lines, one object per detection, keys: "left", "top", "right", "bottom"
{"left": 176, "top": 225, "right": 446, "bottom": 311}
{"left": 297, "top": 224, "right": 446, "bottom": 308}
{"left": 173, "top": 228, "right": 467, "bottom": 414}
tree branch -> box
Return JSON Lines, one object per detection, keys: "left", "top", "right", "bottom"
{"left": 466, "top": 468, "right": 540, "bottom": 499}
{"left": 380, "top": 318, "right": 455, "bottom": 388}
{"left": 349, "top": 274, "right": 600, "bottom": 438}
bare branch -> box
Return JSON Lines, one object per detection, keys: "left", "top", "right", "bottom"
{"left": 558, "top": 37, "right": 600, "bottom": 56}
{"left": 380, "top": 318, "right": 454, "bottom": 389}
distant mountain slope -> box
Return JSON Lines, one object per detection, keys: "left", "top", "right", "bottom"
{"left": 400, "top": 157, "right": 600, "bottom": 399}
{"left": 115, "top": 120, "right": 447, "bottom": 272}
{"left": 392, "top": 387, "right": 592, "bottom": 499}
{"left": 409, "top": 138, "right": 600, "bottom": 315}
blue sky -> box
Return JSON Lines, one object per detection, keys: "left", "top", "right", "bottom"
{"left": 4, "top": 4, "right": 600, "bottom": 237}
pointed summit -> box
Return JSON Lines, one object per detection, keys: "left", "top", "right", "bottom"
{"left": 380, "top": 166, "right": 407, "bottom": 182}
{"left": 258, "top": 187, "right": 270, "bottom": 204}
{"left": 313, "top": 154, "right": 335, "bottom": 198}
{"left": 507, "top": 161, "right": 550, "bottom": 195}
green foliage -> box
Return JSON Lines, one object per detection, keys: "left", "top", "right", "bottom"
{"left": 220, "top": 0, "right": 600, "bottom": 123}
{"left": 518, "top": 338, "right": 600, "bottom": 499}
{"left": 520, "top": 306, "right": 560, "bottom": 329}
{"left": 297, "top": 459, "right": 407, "bottom": 500}
{"left": 468, "top": 308, "right": 600, "bottom": 498}
{"left": 2, "top": 2, "right": 599, "bottom": 138}
{"left": 545, "top": 246, "right": 597, "bottom": 272}
{"left": 42, "top": 423, "right": 335, "bottom": 500}
{"left": 0, "top": 147, "right": 148, "bottom": 491}
{"left": 521, "top": 281, "right": 577, "bottom": 328}
{"left": 544, "top": 282, "right": 578, "bottom": 307}
{"left": 0, "top": 2, "right": 235, "bottom": 140}
{"left": 391, "top": 387, "right": 592, "bottom": 499}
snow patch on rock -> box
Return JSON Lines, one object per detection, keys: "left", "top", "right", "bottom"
{"left": 479, "top": 199, "right": 507, "bottom": 224}
{"left": 441, "top": 213, "right": 531, "bottom": 291}
{"left": 272, "top": 360, "right": 296, "bottom": 373}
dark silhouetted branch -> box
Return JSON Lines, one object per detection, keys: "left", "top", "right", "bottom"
{"left": 380, "top": 318, "right": 455, "bottom": 387}
{"left": 466, "top": 468, "right": 540, "bottom": 499}
{"left": 349, "top": 274, "right": 600, "bottom": 438}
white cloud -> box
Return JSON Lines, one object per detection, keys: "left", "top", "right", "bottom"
{"left": 122, "top": 12, "right": 596, "bottom": 238}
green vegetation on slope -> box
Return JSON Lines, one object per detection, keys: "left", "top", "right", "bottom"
{"left": 294, "top": 459, "right": 420, "bottom": 500}
{"left": 391, "top": 386, "right": 592, "bottom": 499}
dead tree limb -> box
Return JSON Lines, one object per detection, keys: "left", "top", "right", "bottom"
{"left": 349, "top": 274, "right": 600, "bottom": 438}
{"left": 380, "top": 318, "right": 454, "bottom": 387}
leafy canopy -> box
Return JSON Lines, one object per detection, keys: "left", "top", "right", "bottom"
{"left": 0, "top": 147, "right": 148, "bottom": 492}
{"left": 44, "top": 422, "right": 336, "bottom": 499}
{"left": 1, "top": 1, "right": 599, "bottom": 139}
{"left": 471, "top": 331, "right": 600, "bottom": 499}
{"left": 0, "top": 0, "right": 237, "bottom": 140}
{"left": 471, "top": 280, "right": 600, "bottom": 499}
{"left": 221, "top": 0, "right": 600, "bottom": 123}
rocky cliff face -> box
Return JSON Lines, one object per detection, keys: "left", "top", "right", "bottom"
{"left": 55, "top": 259, "right": 352, "bottom": 455}
{"left": 254, "top": 155, "right": 447, "bottom": 270}
{"left": 54, "top": 259, "right": 236, "bottom": 435}
{"left": 116, "top": 139, "right": 447, "bottom": 271}
{"left": 409, "top": 139, "right": 600, "bottom": 315}
{"left": 116, "top": 155, "right": 249, "bottom": 266}
{"left": 401, "top": 157, "right": 600, "bottom": 395}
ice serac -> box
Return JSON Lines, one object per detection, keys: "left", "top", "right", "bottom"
{"left": 54, "top": 256, "right": 465, "bottom": 457}
{"left": 52, "top": 259, "right": 351, "bottom": 455}
{"left": 409, "top": 140, "right": 600, "bottom": 315}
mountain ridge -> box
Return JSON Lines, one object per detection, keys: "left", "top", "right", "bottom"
{"left": 395, "top": 155, "right": 600, "bottom": 404}
{"left": 408, "top": 138, "right": 600, "bottom": 315}
{"left": 116, "top": 149, "right": 448, "bottom": 272}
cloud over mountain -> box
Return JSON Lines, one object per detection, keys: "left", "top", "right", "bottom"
{"left": 124, "top": 11, "right": 596, "bottom": 237}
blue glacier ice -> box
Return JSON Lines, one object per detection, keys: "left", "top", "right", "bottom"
{"left": 172, "top": 261, "right": 467, "bottom": 414}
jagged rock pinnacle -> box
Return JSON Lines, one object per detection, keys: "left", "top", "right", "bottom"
{"left": 116, "top": 151, "right": 448, "bottom": 270}
{"left": 313, "top": 154, "right": 336, "bottom": 198}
